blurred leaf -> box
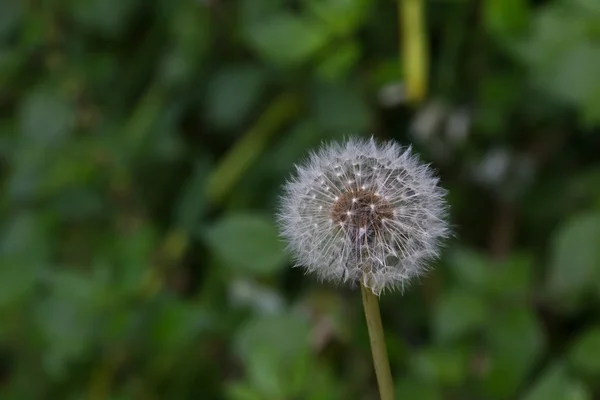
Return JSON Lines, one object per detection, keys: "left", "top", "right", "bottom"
{"left": 110, "top": 223, "right": 157, "bottom": 294}
{"left": 8, "top": 142, "right": 96, "bottom": 202}
{"left": 483, "top": 306, "right": 545, "bottom": 398}
{"left": 573, "top": 0, "right": 600, "bottom": 13}
{"left": 239, "top": 0, "right": 282, "bottom": 26}
{"left": 522, "top": 363, "right": 591, "bottom": 400}
{"left": 36, "top": 270, "right": 109, "bottom": 378}
{"left": 433, "top": 288, "right": 487, "bottom": 343}
{"left": 395, "top": 378, "right": 441, "bottom": 400}
{"left": 475, "top": 73, "right": 522, "bottom": 135}
{"left": 569, "top": 326, "right": 600, "bottom": 375}
{"left": 235, "top": 313, "right": 312, "bottom": 398}
{"left": 150, "top": 302, "right": 212, "bottom": 354}
{"left": 0, "top": 0, "right": 21, "bottom": 39}
{"left": 269, "top": 120, "right": 326, "bottom": 172}
{"left": 487, "top": 253, "right": 534, "bottom": 299}
{"left": 520, "top": 2, "right": 600, "bottom": 124}
{"left": 205, "top": 65, "right": 267, "bottom": 130}
{"left": 228, "top": 279, "right": 285, "bottom": 314}
{"left": 19, "top": 88, "right": 75, "bottom": 146}
{"left": 307, "top": 0, "right": 371, "bottom": 36}
{"left": 370, "top": 59, "right": 403, "bottom": 89}
{"left": 0, "top": 48, "right": 24, "bottom": 89}
{"left": 168, "top": 5, "right": 210, "bottom": 59}
{"left": 68, "top": 0, "right": 138, "bottom": 37}
{"left": 311, "top": 82, "right": 370, "bottom": 132}
{"left": 246, "top": 13, "right": 330, "bottom": 66}
{"left": 0, "top": 212, "right": 49, "bottom": 262}
{"left": 0, "top": 213, "right": 46, "bottom": 306}
{"left": 160, "top": 6, "right": 210, "bottom": 86}
{"left": 225, "top": 383, "right": 264, "bottom": 400}
{"left": 205, "top": 92, "right": 299, "bottom": 204}
{"left": 543, "top": 44, "right": 600, "bottom": 108}
{"left": 229, "top": 120, "right": 346, "bottom": 210}
{"left": 203, "top": 214, "right": 287, "bottom": 275}
{"left": 173, "top": 158, "right": 212, "bottom": 233}
{"left": 546, "top": 212, "right": 600, "bottom": 299}
{"left": 411, "top": 346, "right": 468, "bottom": 386}
{"left": 447, "top": 248, "right": 492, "bottom": 291}
{"left": 483, "top": 0, "right": 529, "bottom": 39}
{"left": 236, "top": 314, "right": 311, "bottom": 363}
{"left": 315, "top": 41, "right": 361, "bottom": 81}
{"left": 51, "top": 188, "right": 104, "bottom": 221}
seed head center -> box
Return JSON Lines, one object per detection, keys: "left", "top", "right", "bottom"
{"left": 331, "top": 189, "right": 394, "bottom": 232}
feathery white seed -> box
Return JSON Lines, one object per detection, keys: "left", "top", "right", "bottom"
{"left": 276, "top": 137, "right": 450, "bottom": 295}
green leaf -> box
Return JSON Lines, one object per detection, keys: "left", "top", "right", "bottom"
{"left": 475, "top": 73, "right": 522, "bottom": 135}
{"left": 483, "top": 0, "right": 529, "bottom": 39}
{"left": 483, "top": 307, "right": 545, "bottom": 398}
{"left": 0, "top": 213, "right": 50, "bottom": 306}
{"left": 205, "top": 65, "right": 267, "bottom": 129}
{"left": 68, "top": 0, "right": 138, "bottom": 37}
{"left": 311, "top": 82, "right": 371, "bottom": 132}
{"left": 173, "top": 158, "right": 212, "bottom": 233}
{"left": 433, "top": 288, "right": 487, "bottom": 343}
{"left": 543, "top": 44, "right": 600, "bottom": 107}
{"left": 239, "top": 0, "right": 282, "bottom": 27}
{"left": 0, "top": 0, "right": 21, "bottom": 38}
{"left": 150, "top": 302, "right": 212, "bottom": 354}
{"left": 203, "top": 214, "right": 287, "bottom": 275}
{"left": 315, "top": 41, "right": 361, "bottom": 81}
{"left": 546, "top": 212, "right": 600, "bottom": 299}
{"left": 235, "top": 314, "right": 312, "bottom": 398}
{"left": 447, "top": 248, "right": 492, "bottom": 291}
{"left": 236, "top": 313, "right": 311, "bottom": 363}
{"left": 307, "top": 0, "right": 371, "bottom": 36}
{"left": 36, "top": 271, "right": 108, "bottom": 378}
{"left": 395, "top": 378, "right": 441, "bottom": 400}
{"left": 19, "top": 88, "right": 75, "bottom": 146}
{"left": 246, "top": 13, "right": 330, "bottom": 66}
{"left": 225, "top": 383, "right": 264, "bottom": 400}
{"left": 487, "top": 253, "right": 534, "bottom": 299}
{"left": 519, "top": 2, "right": 600, "bottom": 124}
{"left": 411, "top": 346, "right": 468, "bottom": 386}
{"left": 522, "top": 363, "right": 591, "bottom": 400}
{"left": 569, "top": 326, "right": 600, "bottom": 375}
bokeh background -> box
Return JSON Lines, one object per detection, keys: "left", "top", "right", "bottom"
{"left": 2, "top": 0, "right": 600, "bottom": 399}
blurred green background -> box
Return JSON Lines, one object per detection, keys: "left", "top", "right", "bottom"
{"left": 2, "top": 0, "right": 600, "bottom": 399}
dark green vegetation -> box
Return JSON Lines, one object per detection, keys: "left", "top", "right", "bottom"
{"left": 2, "top": 0, "right": 600, "bottom": 399}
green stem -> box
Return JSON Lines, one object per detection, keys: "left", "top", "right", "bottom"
{"left": 361, "top": 283, "right": 395, "bottom": 400}
{"left": 400, "top": 0, "right": 428, "bottom": 104}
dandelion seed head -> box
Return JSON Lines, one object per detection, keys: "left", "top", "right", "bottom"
{"left": 276, "top": 137, "right": 450, "bottom": 295}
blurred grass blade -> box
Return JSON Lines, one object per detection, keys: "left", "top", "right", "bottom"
{"left": 206, "top": 92, "right": 299, "bottom": 204}
{"left": 400, "top": 0, "right": 428, "bottom": 104}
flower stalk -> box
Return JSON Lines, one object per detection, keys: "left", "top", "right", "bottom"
{"left": 361, "top": 283, "right": 395, "bottom": 400}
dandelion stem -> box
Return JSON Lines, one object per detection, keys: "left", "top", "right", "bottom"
{"left": 361, "top": 283, "right": 395, "bottom": 400}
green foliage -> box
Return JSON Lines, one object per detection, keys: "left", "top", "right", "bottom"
{"left": 203, "top": 214, "right": 287, "bottom": 275}
{"left": 546, "top": 212, "right": 600, "bottom": 306}
{"left": 2, "top": 0, "right": 600, "bottom": 398}
{"left": 569, "top": 327, "right": 600, "bottom": 375}
{"left": 483, "top": 306, "right": 545, "bottom": 398}
{"left": 519, "top": 0, "right": 600, "bottom": 124}
{"left": 433, "top": 288, "right": 486, "bottom": 343}
{"left": 395, "top": 378, "right": 441, "bottom": 400}
{"left": 523, "top": 363, "right": 592, "bottom": 400}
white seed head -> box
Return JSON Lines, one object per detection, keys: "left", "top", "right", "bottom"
{"left": 276, "top": 137, "right": 450, "bottom": 295}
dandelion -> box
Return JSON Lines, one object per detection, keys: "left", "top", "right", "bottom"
{"left": 277, "top": 136, "right": 449, "bottom": 295}
{"left": 276, "top": 137, "right": 450, "bottom": 400}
